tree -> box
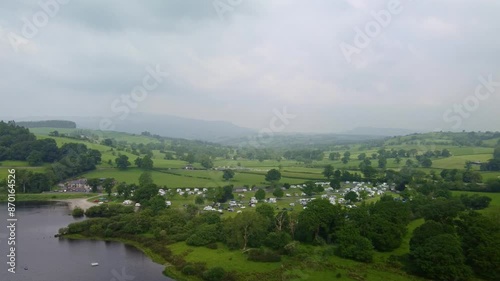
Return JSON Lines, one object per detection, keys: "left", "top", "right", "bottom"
{"left": 49, "top": 130, "right": 59, "bottom": 137}
{"left": 420, "top": 157, "right": 433, "bottom": 168}
{"left": 378, "top": 157, "right": 387, "bottom": 169}
{"left": 102, "top": 138, "right": 113, "bottom": 146}
{"left": 134, "top": 157, "right": 143, "bottom": 168}
{"left": 422, "top": 198, "right": 465, "bottom": 224}
{"left": 202, "top": 267, "right": 226, "bottom": 281}
{"left": 214, "top": 185, "right": 234, "bottom": 203}
{"left": 341, "top": 157, "right": 349, "bottom": 164}
{"left": 265, "top": 169, "right": 281, "bottom": 182}
{"left": 102, "top": 178, "right": 114, "bottom": 197}
{"left": 185, "top": 153, "right": 195, "bottom": 164}
{"left": 330, "top": 179, "right": 341, "bottom": 189}
{"left": 456, "top": 212, "right": 500, "bottom": 280}
{"left": 357, "top": 153, "right": 367, "bottom": 161}
{"left": 195, "top": 195, "right": 205, "bottom": 205}
{"left": 141, "top": 155, "right": 154, "bottom": 170}
{"left": 27, "top": 151, "right": 43, "bottom": 166}
{"left": 301, "top": 182, "right": 315, "bottom": 197}
{"left": 256, "top": 204, "right": 275, "bottom": 222}
{"left": 115, "top": 155, "right": 131, "bottom": 169}
{"left": 87, "top": 178, "right": 100, "bottom": 193}
{"left": 411, "top": 234, "right": 471, "bottom": 281}
{"left": 462, "top": 170, "right": 482, "bottom": 183}
{"left": 298, "top": 199, "right": 344, "bottom": 242}
{"left": 343, "top": 151, "right": 351, "bottom": 161}
{"left": 116, "top": 182, "right": 133, "bottom": 199}
{"left": 329, "top": 152, "right": 341, "bottom": 160}
{"left": 344, "top": 191, "right": 358, "bottom": 202}
{"left": 139, "top": 171, "right": 154, "bottom": 187}
{"left": 148, "top": 195, "right": 167, "bottom": 214}
{"left": 394, "top": 157, "right": 401, "bottom": 164}
{"left": 255, "top": 188, "right": 266, "bottom": 201}
{"left": 222, "top": 169, "right": 235, "bottom": 181}
{"left": 336, "top": 224, "right": 373, "bottom": 262}
{"left": 442, "top": 149, "right": 451, "bottom": 157}
{"left": 200, "top": 156, "right": 214, "bottom": 169}
{"left": 272, "top": 187, "right": 284, "bottom": 199}
{"left": 361, "top": 215, "right": 405, "bottom": 252}
{"left": 134, "top": 183, "right": 159, "bottom": 204}
{"left": 494, "top": 145, "right": 500, "bottom": 160}
{"left": 223, "top": 212, "right": 269, "bottom": 250}
{"left": 322, "top": 164, "right": 334, "bottom": 179}
{"left": 264, "top": 231, "right": 292, "bottom": 251}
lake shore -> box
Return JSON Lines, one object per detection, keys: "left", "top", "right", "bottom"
{"left": 0, "top": 192, "right": 99, "bottom": 206}
{"left": 54, "top": 196, "right": 100, "bottom": 210}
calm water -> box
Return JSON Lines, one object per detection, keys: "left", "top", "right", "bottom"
{"left": 0, "top": 201, "right": 172, "bottom": 281}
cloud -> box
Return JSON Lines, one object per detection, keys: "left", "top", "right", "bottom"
{"left": 421, "top": 17, "right": 458, "bottom": 36}
{"left": 1, "top": 0, "right": 500, "bottom": 133}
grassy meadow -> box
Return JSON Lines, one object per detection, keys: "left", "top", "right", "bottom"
{"left": 0, "top": 129, "right": 498, "bottom": 191}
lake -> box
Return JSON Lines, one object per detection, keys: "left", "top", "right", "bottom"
{"left": 0, "top": 201, "right": 172, "bottom": 281}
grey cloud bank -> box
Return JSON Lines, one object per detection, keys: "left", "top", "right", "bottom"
{"left": 0, "top": 0, "right": 499, "bottom": 133}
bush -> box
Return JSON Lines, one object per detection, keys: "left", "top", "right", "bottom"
{"left": 182, "top": 265, "right": 197, "bottom": 275}
{"left": 58, "top": 227, "right": 68, "bottom": 235}
{"left": 181, "top": 262, "right": 207, "bottom": 276}
{"left": 186, "top": 224, "right": 218, "bottom": 246}
{"left": 72, "top": 207, "right": 84, "bottom": 217}
{"left": 322, "top": 246, "right": 336, "bottom": 257}
{"left": 202, "top": 267, "right": 226, "bottom": 281}
{"left": 247, "top": 248, "right": 281, "bottom": 262}
{"left": 206, "top": 242, "right": 218, "bottom": 249}
{"left": 283, "top": 241, "right": 300, "bottom": 256}
{"left": 264, "top": 232, "right": 292, "bottom": 251}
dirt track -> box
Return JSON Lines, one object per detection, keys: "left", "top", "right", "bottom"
{"left": 56, "top": 197, "right": 99, "bottom": 210}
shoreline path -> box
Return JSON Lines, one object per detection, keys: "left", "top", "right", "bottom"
{"left": 55, "top": 195, "right": 101, "bottom": 210}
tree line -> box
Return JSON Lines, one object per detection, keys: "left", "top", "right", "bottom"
{"left": 0, "top": 122, "right": 101, "bottom": 192}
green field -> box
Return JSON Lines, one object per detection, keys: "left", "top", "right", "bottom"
{"left": 30, "top": 127, "right": 162, "bottom": 145}
{"left": 451, "top": 190, "right": 500, "bottom": 216}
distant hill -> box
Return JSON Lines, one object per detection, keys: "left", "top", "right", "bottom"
{"left": 71, "top": 113, "right": 256, "bottom": 142}
{"left": 342, "top": 127, "right": 421, "bottom": 136}
{"left": 218, "top": 133, "right": 387, "bottom": 149}
{"left": 15, "top": 120, "right": 76, "bottom": 129}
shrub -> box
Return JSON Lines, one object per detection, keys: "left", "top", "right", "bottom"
{"left": 202, "top": 267, "right": 226, "bottom": 281}
{"left": 72, "top": 207, "right": 84, "bottom": 217}
{"left": 186, "top": 224, "right": 218, "bottom": 246}
{"left": 181, "top": 262, "right": 207, "bottom": 276}
{"left": 206, "top": 242, "right": 218, "bottom": 249}
{"left": 247, "top": 248, "right": 281, "bottom": 262}
{"left": 182, "top": 265, "right": 197, "bottom": 275}
{"left": 264, "top": 232, "right": 292, "bottom": 251}
{"left": 322, "top": 246, "right": 336, "bottom": 257}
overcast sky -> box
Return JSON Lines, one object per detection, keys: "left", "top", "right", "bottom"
{"left": 0, "top": 0, "right": 499, "bottom": 133}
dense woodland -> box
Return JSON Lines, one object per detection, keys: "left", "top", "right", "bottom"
{"left": 16, "top": 120, "right": 77, "bottom": 128}
{"left": 0, "top": 121, "right": 101, "bottom": 192}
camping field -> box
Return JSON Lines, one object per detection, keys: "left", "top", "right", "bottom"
{"left": 163, "top": 190, "right": 500, "bottom": 281}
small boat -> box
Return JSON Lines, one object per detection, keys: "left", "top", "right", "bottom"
{"left": 91, "top": 263, "right": 99, "bottom": 266}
